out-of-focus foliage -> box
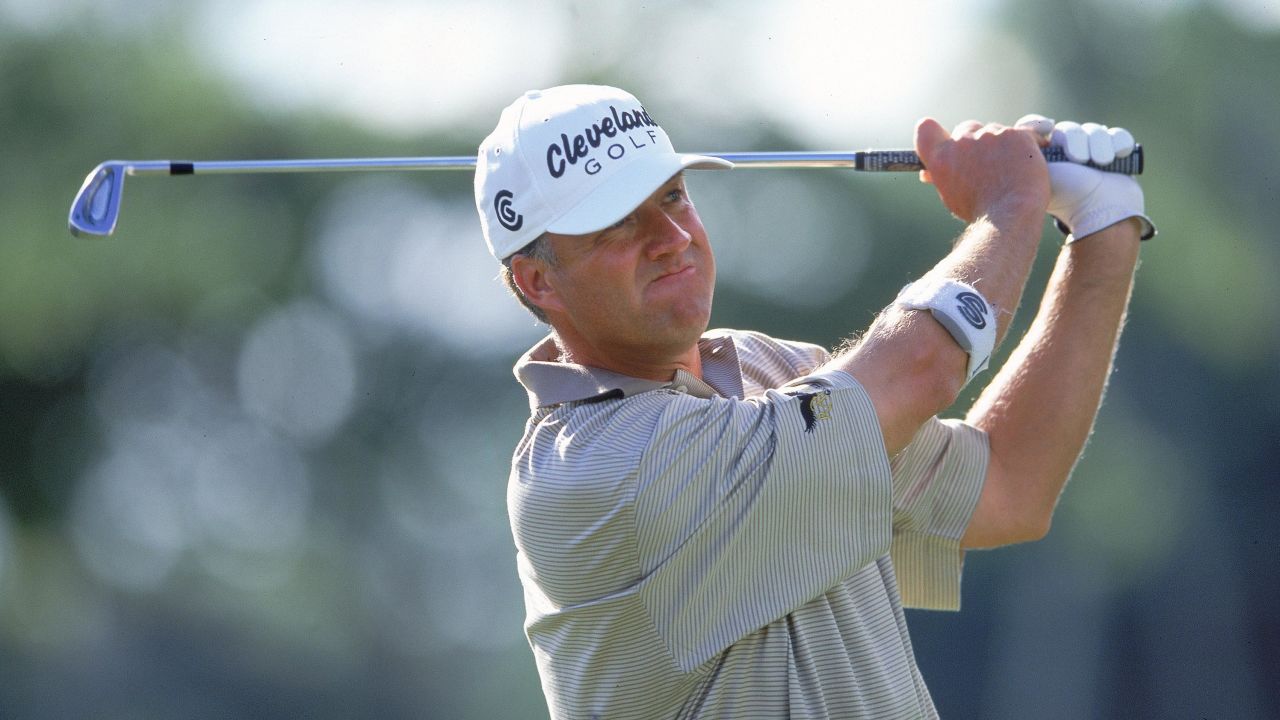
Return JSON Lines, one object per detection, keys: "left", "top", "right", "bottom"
{"left": 1, "top": 13, "right": 541, "bottom": 719}
{"left": 1002, "top": 1, "right": 1280, "bottom": 377}
{"left": 1, "top": 1, "right": 1276, "bottom": 719}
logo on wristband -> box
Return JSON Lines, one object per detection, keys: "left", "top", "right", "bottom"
{"left": 956, "top": 292, "right": 989, "bottom": 329}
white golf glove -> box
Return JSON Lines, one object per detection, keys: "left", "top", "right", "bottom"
{"left": 1016, "top": 114, "right": 1156, "bottom": 242}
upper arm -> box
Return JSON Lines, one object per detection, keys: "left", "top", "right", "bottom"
{"left": 633, "top": 374, "right": 893, "bottom": 670}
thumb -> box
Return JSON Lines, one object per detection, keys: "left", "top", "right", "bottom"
{"left": 914, "top": 117, "right": 948, "bottom": 184}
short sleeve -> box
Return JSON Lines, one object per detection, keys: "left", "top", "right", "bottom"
{"left": 888, "top": 417, "right": 989, "bottom": 610}
{"left": 633, "top": 370, "right": 893, "bottom": 671}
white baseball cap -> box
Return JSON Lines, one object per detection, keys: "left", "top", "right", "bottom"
{"left": 475, "top": 85, "right": 733, "bottom": 260}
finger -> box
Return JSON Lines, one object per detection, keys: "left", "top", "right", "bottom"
{"left": 951, "top": 120, "right": 984, "bottom": 139}
{"left": 980, "top": 121, "right": 1011, "bottom": 136}
{"left": 915, "top": 117, "right": 949, "bottom": 153}
{"left": 1108, "top": 126, "right": 1136, "bottom": 158}
{"left": 1015, "top": 113, "right": 1056, "bottom": 140}
{"left": 914, "top": 117, "right": 950, "bottom": 183}
{"left": 1053, "top": 121, "right": 1089, "bottom": 163}
{"left": 1082, "top": 122, "right": 1115, "bottom": 165}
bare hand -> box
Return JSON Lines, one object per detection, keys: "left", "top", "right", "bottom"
{"left": 914, "top": 118, "right": 1051, "bottom": 225}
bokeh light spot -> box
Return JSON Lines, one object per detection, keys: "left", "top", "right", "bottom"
{"left": 237, "top": 301, "right": 359, "bottom": 445}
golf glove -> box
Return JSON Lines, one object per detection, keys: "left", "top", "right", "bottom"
{"left": 1016, "top": 114, "right": 1156, "bottom": 242}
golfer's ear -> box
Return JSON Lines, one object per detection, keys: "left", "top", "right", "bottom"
{"left": 510, "top": 254, "right": 564, "bottom": 314}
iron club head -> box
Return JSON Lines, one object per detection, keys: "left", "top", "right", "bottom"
{"left": 68, "top": 162, "right": 126, "bottom": 237}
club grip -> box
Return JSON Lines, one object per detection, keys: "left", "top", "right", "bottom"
{"left": 855, "top": 144, "right": 1144, "bottom": 175}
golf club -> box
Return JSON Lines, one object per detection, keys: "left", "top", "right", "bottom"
{"left": 67, "top": 146, "right": 1144, "bottom": 237}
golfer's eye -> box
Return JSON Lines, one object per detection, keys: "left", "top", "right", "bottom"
{"left": 593, "top": 216, "right": 630, "bottom": 245}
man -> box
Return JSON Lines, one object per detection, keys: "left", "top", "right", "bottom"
{"left": 474, "top": 85, "right": 1153, "bottom": 719}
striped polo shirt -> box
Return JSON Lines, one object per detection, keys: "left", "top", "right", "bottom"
{"left": 510, "top": 328, "right": 988, "bottom": 719}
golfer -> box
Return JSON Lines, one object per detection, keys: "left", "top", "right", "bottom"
{"left": 474, "top": 85, "right": 1153, "bottom": 719}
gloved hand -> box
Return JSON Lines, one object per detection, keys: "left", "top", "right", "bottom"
{"left": 1016, "top": 114, "right": 1156, "bottom": 242}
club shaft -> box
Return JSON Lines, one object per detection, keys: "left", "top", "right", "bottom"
{"left": 120, "top": 146, "right": 1143, "bottom": 175}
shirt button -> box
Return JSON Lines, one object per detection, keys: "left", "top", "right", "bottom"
{"left": 675, "top": 385, "right": 688, "bottom": 393}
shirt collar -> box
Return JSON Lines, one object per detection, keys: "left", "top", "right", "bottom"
{"left": 514, "top": 331, "right": 744, "bottom": 409}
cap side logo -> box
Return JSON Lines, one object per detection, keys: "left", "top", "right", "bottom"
{"left": 494, "top": 190, "right": 523, "bottom": 231}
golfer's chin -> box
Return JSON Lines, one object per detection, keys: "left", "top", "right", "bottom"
{"left": 649, "top": 301, "right": 713, "bottom": 351}
{"left": 645, "top": 271, "right": 714, "bottom": 332}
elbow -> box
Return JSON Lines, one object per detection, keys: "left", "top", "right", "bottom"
{"left": 1006, "top": 483, "right": 1062, "bottom": 544}
{"left": 967, "top": 454, "right": 1061, "bottom": 548}
{"left": 1011, "top": 512, "right": 1052, "bottom": 544}
{"left": 977, "top": 507, "right": 1051, "bottom": 549}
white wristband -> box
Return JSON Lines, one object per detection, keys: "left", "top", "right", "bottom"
{"left": 895, "top": 278, "right": 996, "bottom": 383}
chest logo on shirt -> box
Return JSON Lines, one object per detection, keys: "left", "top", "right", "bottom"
{"left": 797, "top": 390, "right": 833, "bottom": 433}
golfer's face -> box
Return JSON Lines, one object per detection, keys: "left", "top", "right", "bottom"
{"left": 544, "top": 173, "right": 715, "bottom": 359}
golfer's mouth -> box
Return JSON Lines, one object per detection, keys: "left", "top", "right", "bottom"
{"left": 651, "top": 265, "right": 695, "bottom": 285}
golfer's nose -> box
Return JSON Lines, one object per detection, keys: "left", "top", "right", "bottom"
{"left": 641, "top": 206, "right": 691, "bottom": 260}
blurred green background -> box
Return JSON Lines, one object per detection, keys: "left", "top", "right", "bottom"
{"left": 2, "top": 1, "right": 1277, "bottom": 717}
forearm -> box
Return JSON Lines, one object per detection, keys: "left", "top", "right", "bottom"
{"left": 923, "top": 209, "right": 1044, "bottom": 344}
{"left": 966, "top": 219, "right": 1142, "bottom": 533}
{"left": 830, "top": 118, "right": 1052, "bottom": 456}
{"left": 837, "top": 209, "right": 1042, "bottom": 454}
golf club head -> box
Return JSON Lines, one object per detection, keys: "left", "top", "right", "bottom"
{"left": 68, "top": 162, "right": 126, "bottom": 237}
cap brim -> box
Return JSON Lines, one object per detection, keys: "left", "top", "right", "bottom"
{"left": 546, "top": 153, "right": 732, "bottom": 236}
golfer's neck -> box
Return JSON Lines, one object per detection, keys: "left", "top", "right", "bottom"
{"left": 553, "top": 332, "right": 703, "bottom": 383}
